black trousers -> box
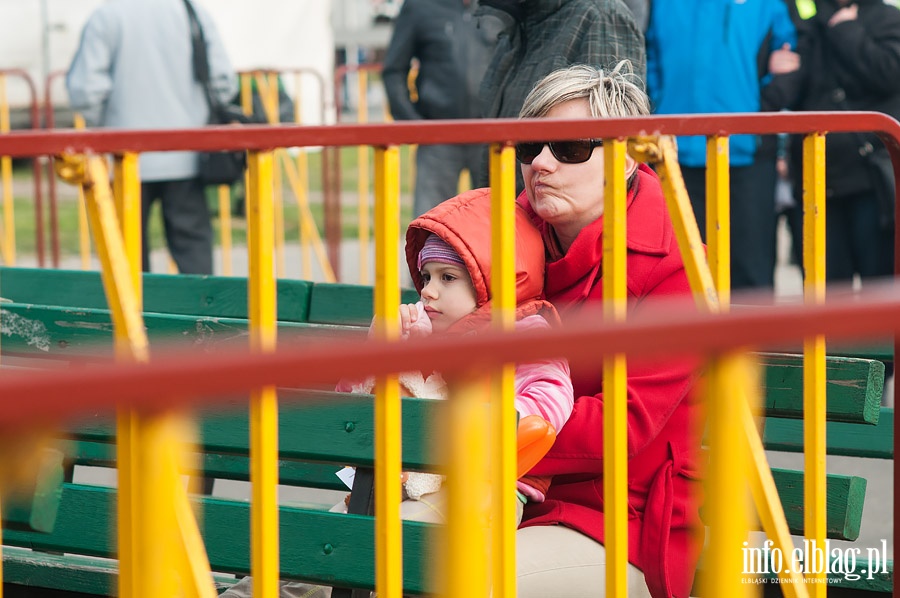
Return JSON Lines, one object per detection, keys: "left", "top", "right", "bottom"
{"left": 682, "top": 157, "right": 778, "bottom": 290}
{"left": 141, "top": 178, "right": 213, "bottom": 275}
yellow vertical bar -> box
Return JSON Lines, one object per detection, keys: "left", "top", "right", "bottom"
{"left": 373, "top": 145, "right": 402, "bottom": 598}
{"left": 409, "top": 146, "right": 417, "bottom": 208}
{"left": 706, "top": 136, "right": 731, "bottom": 304}
{"left": 293, "top": 73, "right": 313, "bottom": 279}
{"left": 113, "top": 153, "right": 142, "bottom": 290}
{"left": 278, "top": 151, "right": 335, "bottom": 281}
{"left": 703, "top": 134, "right": 752, "bottom": 597}
{"left": 74, "top": 114, "right": 91, "bottom": 269}
{"left": 703, "top": 353, "right": 755, "bottom": 597}
{"left": 602, "top": 138, "right": 628, "bottom": 598}
{"left": 218, "top": 185, "right": 233, "bottom": 276}
{"left": 268, "top": 73, "right": 286, "bottom": 278}
{"left": 241, "top": 73, "right": 253, "bottom": 116}
{"left": 0, "top": 74, "right": 15, "bottom": 266}
{"left": 247, "top": 151, "right": 280, "bottom": 598}
{"left": 643, "top": 136, "right": 718, "bottom": 311}
{"left": 134, "top": 415, "right": 183, "bottom": 597}
{"left": 802, "top": 132, "right": 827, "bottom": 596}
{"left": 297, "top": 148, "right": 312, "bottom": 279}
{"left": 111, "top": 152, "right": 143, "bottom": 598}
{"left": 70, "top": 155, "right": 149, "bottom": 598}
{"left": 489, "top": 143, "right": 517, "bottom": 598}
{"left": 358, "top": 70, "right": 370, "bottom": 284}
{"left": 446, "top": 374, "right": 491, "bottom": 598}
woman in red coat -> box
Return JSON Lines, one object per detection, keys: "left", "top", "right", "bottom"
{"left": 513, "top": 62, "right": 704, "bottom": 598}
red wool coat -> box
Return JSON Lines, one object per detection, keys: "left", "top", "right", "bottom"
{"left": 518, "top": 164, "right": 705, "bottom": 598}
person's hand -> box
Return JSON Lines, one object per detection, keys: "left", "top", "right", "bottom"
{"left": 400, "top": 301, "right": 432, "bottom": 339}
{"left": 829, "top": 4, "right": 858, "bottom": 26}
{"left": 769, "top": 43, "right": 800, "bottom": 75}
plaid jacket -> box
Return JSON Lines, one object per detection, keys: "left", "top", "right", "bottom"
{"left": 476, "top": 0, "right": 645, "bottom": 188}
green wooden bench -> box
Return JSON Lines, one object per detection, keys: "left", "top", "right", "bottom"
{"left": 0, "top": 268, "right": 893, "bottom": 595}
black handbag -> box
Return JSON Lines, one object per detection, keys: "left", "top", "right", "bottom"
{"left": 182, "top": 0, "right": 251, "bottom": 187}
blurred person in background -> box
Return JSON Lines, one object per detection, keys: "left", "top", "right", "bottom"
{"left": 785, "top": 0, "right": 900, "bottom": 282}
{"left": 646, "top": 0, "right": 800, "bottom": 290}
{"left": 382, "top": 0, "right": 499, "bottom": 216}
{"left": 67, "top": 0, "right": 237, "bottom": 275}
{"left": 475, "top": 0, "right": 645, "bottom": 192}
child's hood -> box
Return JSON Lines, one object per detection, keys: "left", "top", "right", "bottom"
{"left": 405, "top": 187, "right": 547, "bottom": 311}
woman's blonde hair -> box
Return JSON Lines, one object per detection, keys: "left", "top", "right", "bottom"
{"left": 519, "top": 61, "right": 650, "bottom": 119}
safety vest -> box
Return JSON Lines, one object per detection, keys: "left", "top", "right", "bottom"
{"left": 796, "top": 0, "right": 816, "bottom": 19}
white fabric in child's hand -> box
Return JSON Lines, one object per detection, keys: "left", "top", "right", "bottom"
{"left": 404, "top": 471, "right": 444, "bottom": 500}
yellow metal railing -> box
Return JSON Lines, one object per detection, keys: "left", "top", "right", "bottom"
{"left": 373, "top": 144, "right": 402, "bottom": 597}
{"left": 603, "top": 138, "right": 630, "bottom": 596}
{"left": 803, "top": 132, "right": 828, "bottom": 596}
{"left": 7, "top": 113, "right": 848, "bottom": 597}
{"left": 0, "top": 74, "right": 14, "bottom": 266}
{"left": 233, "top": 70, "right": 335, "bottom": 282}
{"left": 488, "top": 142, "right": 518, "bottom": 598}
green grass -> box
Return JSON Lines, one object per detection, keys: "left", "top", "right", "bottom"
{"left": 4, "top": 145, "right": 418, "bottom": 259}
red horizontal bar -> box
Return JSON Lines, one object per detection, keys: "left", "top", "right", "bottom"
{"left": 0, "top": 285, "right": 898, "bottom": 429}
{"left": 2, "top": 112, "right": 899, "bottom": 157}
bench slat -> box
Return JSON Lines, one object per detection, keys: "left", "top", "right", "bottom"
{"left": 3, "top": 483, "right": 434, "bottom": 593}
{"left": 771, "top": 468, "right": 866, "bottom": 542}
{"left": 763, "top": 407, "right": 894, "bottom": 459}
{"left": 67, "top": 392, "right": 442, "bottom": 471}
{"left": 308, "top": 283, "right": 418, "bottom": 326}
{"left": 60, "top": 440, "right": 346, "bottom": 490}
{"left": 0, "top": 304, "right": 363, "bottom": 358}
{"left": 760, "top": 353, "right": 884, "bottom": 424}
{"left": 0, "top": 267, "right": 314, "bottom": 322}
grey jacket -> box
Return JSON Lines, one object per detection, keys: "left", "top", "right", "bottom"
{"left": 67, "top": 0, "right": 237, "bottom": 181}
{"left": 382, "top": 0, "right": 499, "bottom": 121}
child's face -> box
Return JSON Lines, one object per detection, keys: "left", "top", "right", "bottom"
{"left": 419, "top": 261, "right": 478, "bottom": 332}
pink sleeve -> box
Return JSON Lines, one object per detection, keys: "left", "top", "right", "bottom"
{"left": 513, "top": 316, "right": 574, "bottom": 432}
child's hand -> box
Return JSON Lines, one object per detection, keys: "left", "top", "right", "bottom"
{"left": 400, "top": 301, "right": 432, "bottom": 339}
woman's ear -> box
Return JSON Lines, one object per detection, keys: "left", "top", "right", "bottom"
{"left": 625, "top": 155, "right": 639, "bottom": 180}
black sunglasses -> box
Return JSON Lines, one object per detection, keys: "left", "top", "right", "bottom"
{"left": 515, "top": 139, "right": 604, "bottom": 165}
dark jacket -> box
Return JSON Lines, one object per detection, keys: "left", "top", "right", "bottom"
{"left": 788, "top": 0, "right": 900, "bottom": 198}
{"left": 475, "top": 0, "right": 645, "bottom": 189}
{"left": 382, "top": 0, "right": 497, "bottom": 121}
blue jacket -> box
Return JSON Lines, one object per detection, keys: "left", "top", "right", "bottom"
{"left": 646, "top": 0, "right": 796, "bottom": 167}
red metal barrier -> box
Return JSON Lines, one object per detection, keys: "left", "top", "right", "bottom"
{"left": 2, "top": 110, "right": 898, "bottom": 295}
{"left": 0, "top": 284, "right": 897, "bottom": 427}
{"left": 0, "top": 68, "right": 45, "bottom": 267}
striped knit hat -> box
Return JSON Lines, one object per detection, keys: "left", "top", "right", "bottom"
{"left": 416, "top": 233, "right": 465, "bottom": 270}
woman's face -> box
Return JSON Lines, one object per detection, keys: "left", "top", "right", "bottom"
{"left": 521, "top": 98, "right": 634, "bottom": 240}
